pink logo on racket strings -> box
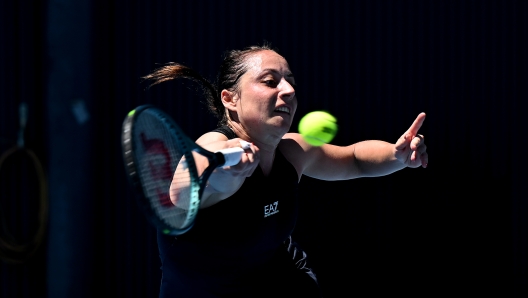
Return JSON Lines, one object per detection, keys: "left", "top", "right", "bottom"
{"left": 141, "top": 132, "right": 173, "bottom": 207}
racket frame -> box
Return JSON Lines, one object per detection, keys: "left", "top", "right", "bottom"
{"left": 122, "top": 105, "right": 226, "bottom": 235}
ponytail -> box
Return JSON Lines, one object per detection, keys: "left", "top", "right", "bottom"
{"left": 141, "top": 63, "right": 224, "bottom": 123}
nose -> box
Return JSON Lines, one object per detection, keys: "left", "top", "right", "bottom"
{"left": 279, "top": 79, "right": 295, "bottom": 101}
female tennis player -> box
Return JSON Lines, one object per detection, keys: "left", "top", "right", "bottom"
{"left": 143, "top": 43, "right": 428, "bottom": 297}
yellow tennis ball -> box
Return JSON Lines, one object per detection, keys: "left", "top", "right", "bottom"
{"left": 298, "top": 111, "right": 338, "bottom": 146}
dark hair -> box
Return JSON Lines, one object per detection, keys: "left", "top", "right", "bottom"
{"left": 142, "top": 42, "right": 277, "bottom": 125}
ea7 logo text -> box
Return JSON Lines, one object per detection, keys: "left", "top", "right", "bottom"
{"left": 264, "top": 201, "right": 279, "bottom": 218}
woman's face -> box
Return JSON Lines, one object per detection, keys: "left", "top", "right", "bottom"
{"left": 229, "top": 50, "right": 297, "bottom": 140}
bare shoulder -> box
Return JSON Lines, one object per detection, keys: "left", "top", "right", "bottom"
{"left": 279, "top": 133, "right": 321, "bottom": 179}
{"left": 195, "top": 131, "right": 229, "bottom": 147}
{"left": 279, "top": 133, "right": 309, "bottom": 153}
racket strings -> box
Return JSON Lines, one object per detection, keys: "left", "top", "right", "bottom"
{"left": 134, "top": 111, "right": 199, "bottom": 231}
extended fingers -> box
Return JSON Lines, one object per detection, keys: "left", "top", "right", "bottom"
{"left": 395, "top": 113, "right": 426, "bottom": 150}
{"left": 408, "top": 112, "right": 426, "bottom": 136}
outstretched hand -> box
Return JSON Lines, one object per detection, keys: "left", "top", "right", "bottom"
{"left": 394, "top": 113, "right": 428, "bottom": 168}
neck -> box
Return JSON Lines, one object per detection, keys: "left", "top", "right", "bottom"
{"left": 227, "top": 121, "right": 281, "bottom": 175}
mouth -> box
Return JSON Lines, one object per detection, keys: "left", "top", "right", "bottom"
{"left": 274, "top": 106, "right": 291, "bottom": 115}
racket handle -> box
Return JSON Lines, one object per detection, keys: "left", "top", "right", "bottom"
{"left": 216, "top": 140, "right": 251, "bottom": 167}
{"left": 218, "top": 147, "right": 245, "bottom": 167}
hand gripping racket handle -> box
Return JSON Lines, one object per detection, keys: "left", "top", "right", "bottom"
{"left": 216, "top": 140, "right": 251, "bottom": 167}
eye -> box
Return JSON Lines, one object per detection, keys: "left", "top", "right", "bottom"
{"left": 263, "top": 79, "right": 278, "bottom": 87}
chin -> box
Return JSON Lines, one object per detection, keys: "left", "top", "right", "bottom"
{"left": 278, "top": 122, "right": 293, "bottom": 133}
{"left": 266, "top": 121, "right": 289, "bottom": 133}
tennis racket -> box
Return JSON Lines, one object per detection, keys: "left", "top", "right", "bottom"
{"left": 121, "top": 105, "right": 249, "bottom": 236}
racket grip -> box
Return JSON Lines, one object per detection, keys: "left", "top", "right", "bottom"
{"left": 216, "top": 140, "right": 251, "bottom": 167}
{"left": 239, "top": 140, "right": 251, "bottom": 149}
{"left": 217, "top": 147, "right": 245, "bottom": 167}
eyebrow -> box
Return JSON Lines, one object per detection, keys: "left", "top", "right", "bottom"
{"left": 261, "top": 68, "right": 295, "bottom": 78}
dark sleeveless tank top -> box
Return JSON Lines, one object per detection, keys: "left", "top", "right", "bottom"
{"left": 157, "top": 126, "right": 301, "bottom": 297}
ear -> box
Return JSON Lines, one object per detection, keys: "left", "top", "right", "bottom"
{"left": 221, "top": 89, "right": 238, "bottom": 112}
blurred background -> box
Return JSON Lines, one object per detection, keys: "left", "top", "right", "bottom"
{"left": 0, "top": 0, "right": 525, "bottom": 297}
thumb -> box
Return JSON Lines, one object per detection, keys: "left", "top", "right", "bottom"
{"left": 395, "top": 133, "right": 410, "bottom": 150}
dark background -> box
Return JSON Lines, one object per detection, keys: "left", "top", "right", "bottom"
{"left": 1, "top": 0, "right": 525, "bottom": 297}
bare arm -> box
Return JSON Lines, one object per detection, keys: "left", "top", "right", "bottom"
{"left": 281, "top": 113, "right": 428, "bottom": 181}
{"left": 169, "top": 132, "right": 259, "bottom": 208}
